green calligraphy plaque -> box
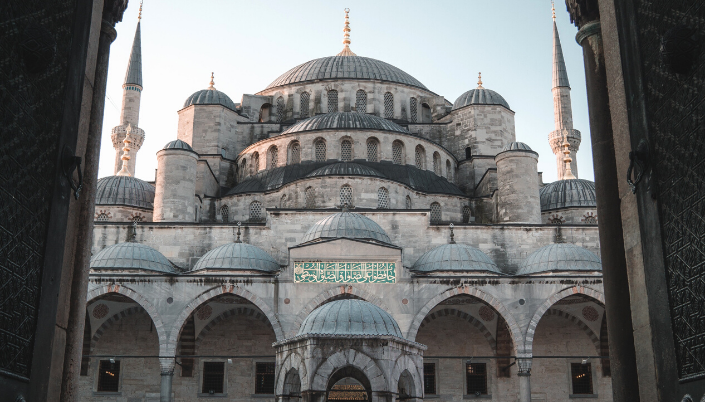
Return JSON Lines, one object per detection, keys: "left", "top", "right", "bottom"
{"left": 294, "top": 262, "right": 396, "bottom": 283}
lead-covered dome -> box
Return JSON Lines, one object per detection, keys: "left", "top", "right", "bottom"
{"left": 517, "top": 243, "right": 602, "bottom": 275}
{"left": 163, "top": 139, "right": 195, "bottom": 152}
{"left": 95, "top": 175, "right": 155, "bottom": 209}
{"left": 500, "top": 142, "right": 533, "bottom": 152}
{"left": 301, "top": 212, "right": 391, "bottom": 245}
{"left": 452, "top": 88, "right": 510, "bottom": 110}
{"left": 412, "top": 243, "right": 500, "bottom": 274}
{"left": 263, "top": 56, "right": 428, "bottom": 92}
{"left": 90, "top": 242, "right": 175, "bottom": 274}
{"left": 183, "top": 87, "right": 237, "bottom": 111}
{"left": 298, "top": 299, "right": 403, "bottom": 337}
{"left": 539, "top": 179, "right": 597, "bottom": 211}
{"left": 282, "top": 112, "right": 409, "bottom": 135}
{"left": 306, "top": 162, "right": 384, "bottom": 178}
{"left": 191, "top": 242, "right": 280, "bottom": 273}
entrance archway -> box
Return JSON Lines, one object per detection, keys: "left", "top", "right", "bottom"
{"left": 326, "top": 366, "right": 371, "bottom": 402}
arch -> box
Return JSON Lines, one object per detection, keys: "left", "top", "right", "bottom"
{"left": 314, "top": 138, "right": 327, "bottom": 162}
{"left": 417, "top": 307, "right": 497, "bottom": 353}
{"left": 432, "top": 152, "right": 441, "bottom": 175}
{"left": 384, "top": 92, "right": 394, "bottom": 119}
{"left": 430, "top": 202, "right": 441, "bottom": 224}
{"left": 405, "top": 195, "right": 412, "bottom": 209}
{"left": 366, "top": 137, "right": 380, "bottom": 162}
{"left": 421, "top": 103, "right": 431, "bottom": 123}
{"left": 524, "top": 286, "right": 605, "bottom": 354}
{"left": 300, "top": 92, "right": 310, "bottom": 118}
{"left": 356, "top": 89, "right": 367, "bottom": 113}
{"left": 288, "top": 140, "right": 301, "bottom": 165}
{"left": 415, "top": 145, "right": 425, "bottom": 169}
{"left": 276, "top": 96, "right": 285, "bottom": 122}
{"left": 392, "top": 355, "right": 423, "bottom": 398}
{"left": 89, "top": 305, "right": 146, "bottom": 354}
{"left": 249, "top": 200, "right": 263, "bottom": 222}
{"left": 267, "top": 145, "right": 279, "bottom": 169}
{"left": 312, "top": 350, "right": 386, "bottom": 392}
{"left": 259, "top": 103, "right": 272, "bottom": 122}
{"left": 220, "top": 204, "right": 229, "bottom": 223}
{"left": 407, "top": 286, "right": 523, "bottom": 354}
{"left": 276, "top": 351, "right": 309, "bottom": 395}
{"left": 377, "top": 187, "right": 389, "bottom": 209}
{"left": 194, "top": 305, "right": 272, "bottom": 343}
{"left": 282, "top": 368, "right": 302, "bottom": 398}
{"left": 280, "top": 194, "right": 287, "bottom": 208}
{"left": 340, "top": 138, "right": 353, "bottom": 162}
{"left": 446, "top": 159, "right": 452, "bottom": 181}
{"left": 251, "top": 152, "right": 260, "bottom": 174}
{"left": 538, "top": 308, "right": 602, "bottom": 355}
{"left": 239, "top": 158, "right": 247, "bottom": 181}
{"left": 327, "top": 89, "right": 338, "bottom": 113}
{"left": 392, "top": 140, "right": 405, "bottom": 165}
{"left": 409, "top": 97, "right": 418, "bottom": 123}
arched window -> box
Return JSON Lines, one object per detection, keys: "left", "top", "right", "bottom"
{"left": 410, "top": 97, "right": 418, "bottom": 122}
{"left": 267, "top": 146, "right": 278, "bottom": 169}
{"left": 433, "top": 152, "right": 441, "bottom": 175}
{"left": 584, "top": 213, "right": 598, "bottom": 224}
{"left": 280, "top": 194, "right": 287, "bottom": 208}
{"left": 327, "top": 90, "right": 338, "bottom": 113}
{"left": 258, "top": 104, "right": 271, "bottom": 122}
{"left": 356, "top": 90, "right": 367, "bottom": 113}
{"left": 367, "top": 138, "right": 380, "bottom": 162}
{"left": 131, "top": 214, "right": 144, "bottom": 222}
{"left": 251, "top": 152, "right": 260, "bottom": 174}
{"left": 384, "top": 92, "right": 394, "bottom": 119}
{"left": 300, "top": 92, "right": 310, "bottom": 118}
{"left": 415, "top": 145, "right": 425, "bottom": 169}
{"left": 462, "top": 206, "right": 471, "bottom": 223}
{"left": 421, "top": 103, "right": 431, "bottom": 122}
{"left": 239, "top": 158, "right": 247, "bottom": 181}
{"left": 289, "top": 141, "right": 301, "bottom": 164}
{"left": 249, "top": 201, "right": 263, "bottom": 222}
{"left": 377, "top": 187, "right": 389, "bottom": 209}
{"left": 305, "top": 187, "right": 315, "bottom": 208}
{"left": 340, "top": 185, "right": 353, "bottom": 207}
{"left": 95, "top": 212, "right": 110, "bottom": 221}
{"left": 341, "top": 140, "right": 353, "bottom": 162}
{"left": 446, "top": 160, "right": 452, "bottom": 181}
{"left": 430, "top": 202, "right": 441, "bottom": 224}
{"left": 276, "top": 97, "right": 285, "bottom": 122}
{"left": 220, "top": 205, "right": 229, "bottom": 223}
{"left": 314, "top": 139, "right": 327, "bottom": 162}
{"left": 465, "top": 147, "right": 472, "bottom": 159}
{"left": 405, "top": 195, "right": 412, "bottom": 209}
{"left": 392, "top": 141, "right": 404, "bottom": 165}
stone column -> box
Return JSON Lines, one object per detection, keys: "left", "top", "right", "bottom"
{"left": 160, "top": 358, "right": 175, "bottom": 402}
{"left": 517, "top": 358, "right": 532, "bottom": 402}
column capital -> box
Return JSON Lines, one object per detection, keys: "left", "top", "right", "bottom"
{"left": 159, "top": 357, "right": 175, "bottom": 374}
{"left": 517, "top": 358, "right": 532, "bottom": 376}
{"left": 576, "top": 21, "right": 602, "bottom": 45}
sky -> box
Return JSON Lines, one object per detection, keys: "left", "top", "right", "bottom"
{"left": 98, "top": 0, "right": 593, "bottom": 183}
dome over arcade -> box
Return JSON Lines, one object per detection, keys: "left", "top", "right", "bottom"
{"left": 90, "top": 242, "right": 175, "bottom": 274}
{"left": 282, "top": 112, "right": 409, "bottom": 135}
{"left": 500, "top": 142, "right": 533, "bottom": 152}
{"left": 183, "top": 73, "right": 237, "bottom": 111}
{"left": 191, "top": 242, "right": 279, "bottom": 273}
{"left": 539, "top": 179, "right": 597, "bottom": 211}
{"left": 306, "top": 162, "right": 384, "bottom": 178}
{"left": 297, "top": 299, "right": 403, "bottom": 337}
{"left": 452, "top": 75, "right": 510, "bottom": 111}
{"left": 95, "top": 175, "right": 155, "bottom": 210}
{"left": 517, "top": 243, "right": 602, "bottom": 275}
{"left": 162, "top": 139, "right": 195, "bottom": 152}
{"left": 300, "top": 211, "right": 392, "bottom": 245}
{"left": 412, "top": 243, "right": 500, "bottom": 274}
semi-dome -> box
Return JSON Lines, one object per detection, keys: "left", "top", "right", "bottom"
{"left": 452, "top": 88, "right": 510, "bottom": 111}
{"left": 183, "top": 87, "right": 237, "bottom": 111}
{"left": 301, "top": 212, "right": 392, "bottom": 245}
{"left": 90, "top": 242, "right": 175, "bottom": 274}
{"left": 412, "top": 243, "right": 500, "bottom": 274}
{"left": 306, "top": 162, "right": 384, "bottom": 178}
{"left": 263, "top": 56, "right": 428, "bottom": 92}
{"left": 282, "top": 112, "right": 409, "bottom": 135}
{"left": 191, "top": 242, "right": 280, "bottom": 273}
{"left": 500, "top": 142, "right": 533, "bottom": 152}
{"left": 517, "top": 243, "right": 602, "bottom": 275}
{"left": 539, "top": 179, "right": 597, "bottom": 211}
{"left": 162, "top": 139, "right": 195, "bottom": 152}
{"left": 297, "top": 299, "right": 403, "bottom": 337}
{"left": 95, "top": 175, "right": 155, "bottom": 209}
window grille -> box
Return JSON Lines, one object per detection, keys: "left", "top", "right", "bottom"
{"left": 131, "top": 215, "right": 143, "bottom": 222}
{"left": 97, "top": 360, "right": 120, "bottom": 392}
{"left": 384, "top": 92, "right": 394, "bottom": 118}
{"left": 290, "top": 142, "right": 301, "bottom": 164}
{"left": 433, "top": 152, "right": 441, "bottom": 175}
{"left": 202, "top": 361, "right": 225, "bottom": 394}
{"left": 280, "top": 195, "right": 287, "bottom": 208}
{"left": 584, "top": 215, "right": 597, "bottom": 224}
{"left": 367, "top": 139, "right": 379, "bottom": 162}
{"left": 252, "top": 153, "right": 260, "bottom": 174}
{"left": 446, "top": 160, "right": 452, "bottom": 181}
{"left": 571, "top": 363, "right": 593, "bottom": 395}
{"left": 392, "top": 141, "right": 403, "bottom": 165}
{"left": 315, "top": 140, "right": 327, "bottom": 162}
{"left": 356, "top": 90, "right": 367, "bottom": 113}
{"left": 276, "top": 97, "right": 285, "bottom": 122}
{"left": 340, "top": 185, "right": 353, "bottom": 207}
{"left": 410, "top": 97, "right": 418, "bottom": 122}
{"left": 268, "top": 146, "right": 278, "bottom": 169}
{"left": 341, "top": 140, "right": 352, "bottom": 161}
{"left": 300, "top": 92, "right": 310, "bottom": 118}
{"left": 305, "top": 187, "right": 315, "bottom": 209}
{"left": 255, "top": 362, "right": 276, "bottom": 394}
{"left": 327, "top": 90, "right": 338, "bottom": 113}
{"left": 549, "top": 216, "right": 564, "bottom": 225}
{"left": 96, "top": 212, "right": 110, "bottom": 222}
{"left": 220, "top": 205, "right": 229, "bottom": 223}
{"left": 250, "top": 201, "right": 263, "bottom": 222}
{"left": 415, "top": 146, "right": 425, "bottom": 169}
{"left": 463, "top": 206, "right": 471, "bottom": 223}
{"left": 405, "top": 195, "right": 412, "bottom": 209}
{"left": 466, "top": 363, "right": 487, "bottom": 395}
{"left": 423, "top": 363, "right": 436, "bottom": 395}
{"left": 430, "top": 202, "right": 441, "bottom": 224}
{"left": 377, "top": 187, "right": 389, "bottom": 209}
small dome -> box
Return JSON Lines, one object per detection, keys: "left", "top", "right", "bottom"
{"left": 183, "top": 88, "right": 237, "bottom": 111}
{"left": 412, "top": 243, "right": 500, "bottom": 274}
{"left": 282, "top": 112, "right": 409, "bottom": 135}
{"left": 517, "top": 243, "right": 602, "bottom": 275}
{"left": 297, "top": 299, "right": 403, "bottom": 337}
{"left": 500, "top": 142, "right": 533, "bottom": 152}
{"left": 539, "top": 179, "right": 597, "bottom": 211}
{"left": 90, "top": 242, "right": 175, "bottom": 274}
{"left": 191, "top": 242, "right": 280, "bottom": 273}
{"left": 306, "top": 162, "right": 384, "bottom": 178}
{"left": 452, "top": 88, "right": 510, "bottom": 110}
{"left": 301, "top": 212, "right": 392, "bottom": 245}
{"left": 163, "top": 139, "right": 195, "bottom": 152}
{"left": 95, "top": 175, "right": 155, "bottom": 209}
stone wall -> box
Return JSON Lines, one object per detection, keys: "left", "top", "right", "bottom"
{"left": 542, "top": 207, "right": 598, "bottom": 225}
{"left": 495, "top": 150, "right": 541, "bottom": 224}
{"left": 94, "top": 205, "right": 153, "bottom": 223}
{"left": 154, "top": 149, "right": 198, "bottom": 222}
{"left": 444, "top": 105, "right": 516, "bottom": 161}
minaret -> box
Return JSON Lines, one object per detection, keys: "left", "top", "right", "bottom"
{"left": 336, "top": 8, "right": 356, "bottom": 56}
{"left": 548, "top": 2, "right": 581, "bottom": 180}
{"left": 111, "top": 2, "right": 146, "bottom": 175}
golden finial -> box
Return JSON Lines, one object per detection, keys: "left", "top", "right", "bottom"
{"left": 336, "top": 8, "right": 357, "bottom": 56}
{"left": 562, "top": 138, "right": 576, "bottom": 180}
{"left": 208, "top": 72, "right": 215, "bottom": 90}
{"left": 138, "top": 0, "right": 143, "bottom": 20}
{"left": 117, "top": 124, "right": 133, "bottom": 177}
{"left": 477, "top": 72, "right": 484, "bottom": 89}
{"left": 552, "top": 1, "right": 556, "bottom": 21}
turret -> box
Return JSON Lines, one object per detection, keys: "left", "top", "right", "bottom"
{"left": 495, "top": 142, "right": 541, "bottom": 223}
{"left": 153, "top": 140, "right": 198, "bottom": 222}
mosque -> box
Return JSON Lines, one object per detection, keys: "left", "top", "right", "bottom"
{"left": 81, "top": 6, "right": 610, "bottom": 402}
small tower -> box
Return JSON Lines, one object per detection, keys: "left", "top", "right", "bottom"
{"left": 111, "top": 3, "right": 146, "bottom": 175}
{"left": 153, "top": 140, "right": 198, "bottom": 222}
{"left": 495, "top": 142, "right": 541, "bottom": 223}
{"left": 547, "top": 3, "right": 581, "bottom": 180}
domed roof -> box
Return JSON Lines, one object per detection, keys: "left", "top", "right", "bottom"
{"left": 191, "top": 242, "right": 280, "bottom": 273}
{"left": 263, "top": 56, "right": 428, "bottom": 92}
{"left": 301, "top": 212, "right": 392, "bottom": 245}
{"left": 183, "top": 88, "right": 237, "bottom": 111}
{"left": 412, "top": 243, "right": 500, "bottom": 274}
{"left": 297, "top": 299, "right": 403, "bottom": 337}
{"left": 500, "top": 142, "right": 533, "bottom": 152}
{"left": 163, "top": 139, "right": 195, "bottom": 152}
{"left": 452, "top": 88, "right": 510, "bottom": 111}
{"left": 90, "top": 242, "right": 175, "bottom": 274}
{"left": 95, "top": 175, "right": 155, "bottom": 209}
{"left": 282, "top": 112, "right": 409, "bottom": 135}
{"left": 306, "top": 162, "right": 384, "bottom": 178}
{"left": 517, "top": 243, "right": 602, "bottom": 275}
{"left": 539, "top": 179, "right": 597, "bottom": 211}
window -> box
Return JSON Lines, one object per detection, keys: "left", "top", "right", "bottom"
{"left": 378, "top": 187, "right": 389, "bottom": 209}
{"left": 356, "top": 90, "right": 367, "bottom": 113}
{"left": 549, "top": 214, "right": 564, "bottom": 225}
{"left": 340, "top": 185, "right": 353, "bottom": 207}
{"left": 341, "top": 140, "right": 353, "bottom": 162}
{"left": 202, "top": 361, "right": 225, "bottom": 394}
{"left": 131, "top": 214, "right": 143, "bottom": 222}
{"left": 268, "top": 146, "right": 278, "bottom": 169}
{"left": 466, "top": 363, "right": 487, "bottom": 395}
{"left": 252, "top": 152, "right": 260, "bottom": 174}
{"left": 367, "top": 138, "right": 379, "bottom": 162}
{"left": 250, "top": 201, "right": 263, "bottom": 222}
{"left": 289, "top": 141, "right": 301, "bottom": 164}
{"left": 463, "top": 206, "right": 471, "bottom": 223}
{"left": 220, "top": 205, "right": 229, "bottom": 223}
{"left": 300, "top": 92, "right": 310, "bottom": 118}
{"left": 423, "top": 363, "right": 436, "bottom": 395}
{"left": 97, "top": 360, "right": 120, "bottom": 392}
{"left": 415, "top": 145, "right": 425, "bottom": 169}
{"left": 392, "top": 141, "right": 404, "bottom": 165}
{"left": 327, "top": 90, "right": 338, "bottom": 113}
{"left": 430, "top": 202, "right": 441, "bottom": 224}
{"left": 280, "top": 194, "right": 287, "bottom": 208}
{"left": 410, "top": 97, "right": 418, "bottom": 122}
{"left": 276, "top": 97, "right": 285, "bottom": 122}
{"left": 305, "top": 187, "right": 315, "bottom": 209}
{"left": 405, "top": 195, "right": 412, "bottom": 209}
{"left": 465, "top": 147, "right": 472, "bottom": 159}
{"left": 315, "top": 140, "right": 327, "bottom": 162}
{"left": 433, "top": 152, "right": 441, "bottom": 175}
{"left": 96, "top": 212, "right": 110, "bottom": 222}
{"left": 259, "top": 104, "right": 271, "bottom": 122}
{"left": 583, "top": 213, "right": 597, "bottom": 224}
{"left": 384, "top": 92, "right": 394, "bottom": 118}
{"left": 255, "top": 362, "right": 275, "bottom": 394}
{"left": 571, "top": 363, "right": 593, "bottom": 395}
{"left": 421, "top": 103, "right": 431, "bottom": 122}
{"left": 240, "top": 159, "right": 247, "bottom": 181}
{"left": 446, "top": 160, "right": 452, "bottom": 181}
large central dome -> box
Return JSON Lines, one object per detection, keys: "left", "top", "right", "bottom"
{"left": 261, "top": 55, "right": 428, "bottom": 92}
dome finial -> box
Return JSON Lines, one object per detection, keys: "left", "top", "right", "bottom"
{"left": 208, "top": 72, "right": 215, "bottom": 90}
{"left": 336, "top": 8, "right": 357, "bottom": 56}
{"left": 562, "top": 138, "right": 576, "bottom": 179}
{"left": 449, "top": 223, "right": 456, "bottom": 244}
{"left": 235, "top": 221, "right": 242, "bottom": 243}
{"left": 117, "top": 124, "right": 133, "bottom": 176}
{"left": 477, "top": 72, "right": 484, "bottom": 89}
{"left": 552, "top": 0, "right": 556, "bottom": 21}
{"left": 138, "top": 0, "right": 143, "bottom": 20}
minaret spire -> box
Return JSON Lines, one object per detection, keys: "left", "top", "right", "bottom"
{"left": 336, "top": 8, "right": 357, "bottom": 56}
{"left": 477, "top": 72, "right": 483, "bottom": 89}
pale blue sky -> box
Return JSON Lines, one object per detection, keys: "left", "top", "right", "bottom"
{"left": 99, "top": 0, "right": 592, "bottom": 183}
